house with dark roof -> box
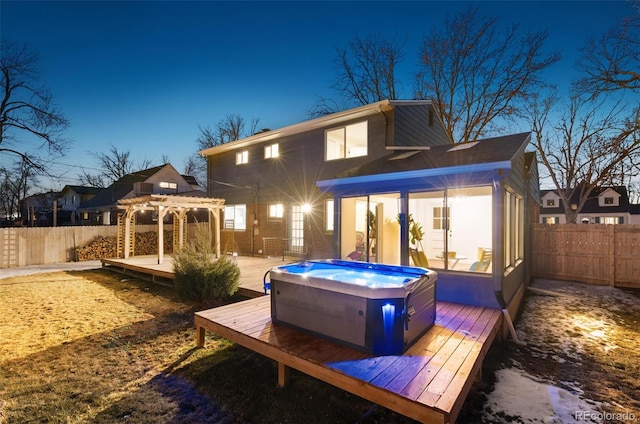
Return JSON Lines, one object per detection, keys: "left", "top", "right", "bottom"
{"left": 77, "top": 163, "right": 204, "bottom": 225}
{"left": 200, "top": 100, "right": 540, "bottom": 316}
{"left": 540, "top": 186, "right": 640, "bottom": 224}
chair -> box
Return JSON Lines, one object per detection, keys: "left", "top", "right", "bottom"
{"left": 346, "top": 250, "right": 364, "bottom": 261}
{"left": 469, "top": 248, "right": 492, "bottom": 272}
{"left": 410, "top": 248, "right": 429, "bottom": 267}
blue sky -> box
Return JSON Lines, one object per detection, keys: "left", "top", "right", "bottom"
{"left": 1, "top": 1, "right": 634, "bottom": 190}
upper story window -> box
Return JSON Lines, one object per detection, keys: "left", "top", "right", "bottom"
{"left": 545, "top": 199, "right": 556, "bottom": 207}
{"left": 159, "top": 181, "right": 177, "bottom": 189}
{"left": 236, "top": 150, "right": 249, "bottom": 165}
{"left": 325, "top": 121, "right": 368, "bottom": 161}
{"left": 265, "top": 143, "right": 279, "bottom": 159}
{"left": 604, "top": 197, "right": 614, "bottom": 205}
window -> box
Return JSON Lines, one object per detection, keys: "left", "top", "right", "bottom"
{"left": 326, "top": 199, "right": 334, "bottom": 231}
{"left": 325, "top": 121, "right": 368, "bottom": 161}
{"left": 224, "top": 204, "right": 246, "bottom": 230}
{"left": 546, "top": 199, "right": 556, "bottom": 207}
{"left": 264, "top": 143, "right": 279, "bottom": 159}
{"left": 236, "top": 150, "right": 248, "bottom": 165}
{"left": 159, "top": 181, "right": 177, "bottom": 189}
{"left": 432, "top": 206, "right": 450, "bottom": 230}
{"left": 604, "top": 197, "right": 614, "bottom": 205}
{"left": 504, "top": 190, "right": 524, "bottom": 268}
{"left": 268, "top": 203, "right": 284, "bottom": 219}
{"left": 72, "top": 195, "right": 76, "bottom": 205}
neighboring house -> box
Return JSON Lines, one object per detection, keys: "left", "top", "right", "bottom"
{"left": 540, "top": 186, "right": 640, "bottom": 224}
{"left": 77, "top": 163, "right": 204, "bottom": 225}
{"left": 200, "top": 99, "right": 540, "bottom": 315}
{"left": 58, "top": 185, "right": 104, "bottom": 225}
{"left": 20, "top": 191, "right": 59, "bottom": 226}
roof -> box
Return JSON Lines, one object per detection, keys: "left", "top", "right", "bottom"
{"left": 326, "top": 132, "right": 531, "bottom": 181}
{"left": 198, "top": 100, "right": 437, "bottom": 156}
{"left": 540, "top": 185, "right": 635, "bottom": 214}
{"left": 79, "top": 164, "right": 169, "bottom": 210}
{"left": 60, "top": 185, "right": 104, "bottom": 195}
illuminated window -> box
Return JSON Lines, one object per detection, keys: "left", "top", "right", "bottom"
{"left": 326, "top": 199, "right": 334, "bottom": 231}
{"left": 325, "top": 121, "right": 368, "bottom": 161}
{"left": 236, "top": 150, "right": 249, "bottom": 165}
{"left": 604, "top": 197, "right": 614, "bottom": 205}
{"left": 504, "top": 190, "right": 524, "bottom": 268}
{"left": 265, "top": 143, "right": 279, "bottom": 159}
{"left": 224, "top": 204, "right": 246, "bottom": 230}
{"left": 159, "top": 181, "right": 177, "bottom": 189}
{"left": 268, "top": 203, "right": 284, "bottom": 219}
{"left": 546, "top": 199, "right": 555, "bottom": 207}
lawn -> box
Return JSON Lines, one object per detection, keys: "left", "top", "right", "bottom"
{"left": 0, "top": 269, "right": 638, "bottom": 423}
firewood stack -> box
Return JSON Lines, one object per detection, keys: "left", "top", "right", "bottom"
{"left": 75, "top": 231, "right": 173, "bottom": 261}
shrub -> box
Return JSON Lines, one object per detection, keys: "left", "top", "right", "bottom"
{"left": 173, "top": 223, "right": 240, "bottom": 302}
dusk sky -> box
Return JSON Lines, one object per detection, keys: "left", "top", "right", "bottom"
{"left": 1, "top": 1, "right": 635, "bottom": 190}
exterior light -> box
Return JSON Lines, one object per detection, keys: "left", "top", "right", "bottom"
{"left": 301, "top": 203, "right": 312, "bottom": 214}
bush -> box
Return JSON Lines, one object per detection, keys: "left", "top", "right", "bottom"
{"left": 173, "top": 223, "right": 240, "bottom": 302}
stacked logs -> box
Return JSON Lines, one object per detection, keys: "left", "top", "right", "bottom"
{"left": 75, "top": 231, "right": 173, "bottom": 261}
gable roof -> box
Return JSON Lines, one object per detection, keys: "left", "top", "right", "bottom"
{"left": 198, "top": 100, "right": 445, "bottom": 156}
{"left": 60, "top": 185, "right": 104, "bottom": 196}
{"left": 540, "top": 185, "right": 633, "bottom": 214}
{"left": 79, "top": 164, "right": 168, "bottom": 210}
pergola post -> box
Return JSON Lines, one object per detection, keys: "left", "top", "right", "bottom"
{"left": 157, "top": 205, "right": 168, "bottom": 264}
{"left": 124, "top": 207, "right": 133, "bottom": 258}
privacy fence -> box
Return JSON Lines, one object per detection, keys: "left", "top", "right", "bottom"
{"left": 0, "top": 225, "right": 166, "bottom": 269}
{"left": 3, "top": 224, "right": 639, "bottom": 289}
{"left": 531, "top": 224, "right": 640, "bottom": 288}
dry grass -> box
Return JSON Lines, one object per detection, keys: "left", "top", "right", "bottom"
{"left": 0, "top": 269, "right": 414, "bottom": 424}
{"left": 1, "top": 269, "right": 638, "bottom": 423}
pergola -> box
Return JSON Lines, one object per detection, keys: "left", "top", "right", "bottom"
{"left": 117, "top": 193, "right": 225, "bottom": 264}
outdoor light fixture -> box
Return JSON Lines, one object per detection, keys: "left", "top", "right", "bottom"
{"left": 301, "top": 203, "right": 312, "bottom": 214}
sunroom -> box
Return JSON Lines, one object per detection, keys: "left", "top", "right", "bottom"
{"left": 317, "top": 133, "right": 538, "bottom": 313}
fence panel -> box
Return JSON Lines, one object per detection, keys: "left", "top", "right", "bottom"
{"left": 532, "top": 224, "right": 640, "bottom": 288}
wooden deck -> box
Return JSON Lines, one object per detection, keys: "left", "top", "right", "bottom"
{"left": 101, "top": 255, "right": 292, "bottom": 295}
{"left": 195, "top": 296, "right": 503, "bottom": 424}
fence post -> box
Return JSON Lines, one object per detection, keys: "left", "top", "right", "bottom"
{"left": 608, "top": 225, "right": 615, "bottom": 287}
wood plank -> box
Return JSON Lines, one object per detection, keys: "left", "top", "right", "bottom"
{"left": 194, "top": 296, "right": 503, "bottom": 424}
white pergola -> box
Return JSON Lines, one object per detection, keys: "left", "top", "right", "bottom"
{"left": 117, "top": 193, "right": 225, "bottom": 264}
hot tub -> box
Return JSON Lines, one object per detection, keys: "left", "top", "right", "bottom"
{"left": 269, "top": 259, "right": 436, "bottom": 355}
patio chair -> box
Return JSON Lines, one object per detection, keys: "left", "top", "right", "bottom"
{"left": 469, "top": 248, "right": 492, "bottom": 272}
{"left": 410, "top": 248, "right": 430, "bottom": 267}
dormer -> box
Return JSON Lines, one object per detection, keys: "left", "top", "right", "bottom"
{"left": 598, "top": 188, "right": 621, "bottom": 207}
{"left": 541, "top": 191, "right": 561, "bottom": 208}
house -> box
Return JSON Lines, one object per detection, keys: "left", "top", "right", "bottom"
{"left": 77, "top": 163, "right": 204, "bottom": 225}
{"left": 540, "top": 186, "right": 640, "bottom": 224}
{"left": 200, "top": 99, "right": 540, "bottom": 316}
{"left": 20, "top": 191, "right": 59, "bottom": 226}
{"left": 56, "top": 185, "right": 104, "bottom": 225}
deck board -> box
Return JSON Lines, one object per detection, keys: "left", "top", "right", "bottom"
{"left": 195, "top": 296, "right": 502, "bottom": 423}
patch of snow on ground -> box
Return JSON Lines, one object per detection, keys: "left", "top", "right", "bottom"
{"left": 484, "top": 368, "right": 601, "bottom": 423}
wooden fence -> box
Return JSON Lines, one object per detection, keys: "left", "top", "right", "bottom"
{"left": 531, "top": 224, "right": 640, "bottom": 288}
{"left": 0, "top": 225, "right": 165, "bottom": 269}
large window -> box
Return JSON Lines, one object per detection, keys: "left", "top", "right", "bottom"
{"left": 224, "top": 204, "right": 246, "bottom": 231}
{"left": 409, "top": 187, "right": 492, "bottom": 272}
{"left": 325, "top": 121, "right": 368, "bottom": 161}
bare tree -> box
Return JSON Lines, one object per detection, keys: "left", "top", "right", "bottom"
{"left": 576, "top": 5, "right": 639, "bottom": 93}
{"left": 331, "top": 34, "right": 407, "bottom": 107}
{"left": 527, "top": 89, "right": 640, "bottom": 223}
{"left": 79, "top": 145, "right": 152, "bottom": 187}
{"left": 0, "top": 158, "right": 36, "bottom": 222}
{"left": 0, "top": 42, "right": 70, "bottom": 172}
{"left": 415, "top": 6, "right": 561, "bottom": 143}
{"left": 196, "top": 114, "right": 260, "bottom": 151}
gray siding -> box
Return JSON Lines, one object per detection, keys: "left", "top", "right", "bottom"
{"left": 391, "top": 104, "right": 451, "bottom": 147}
